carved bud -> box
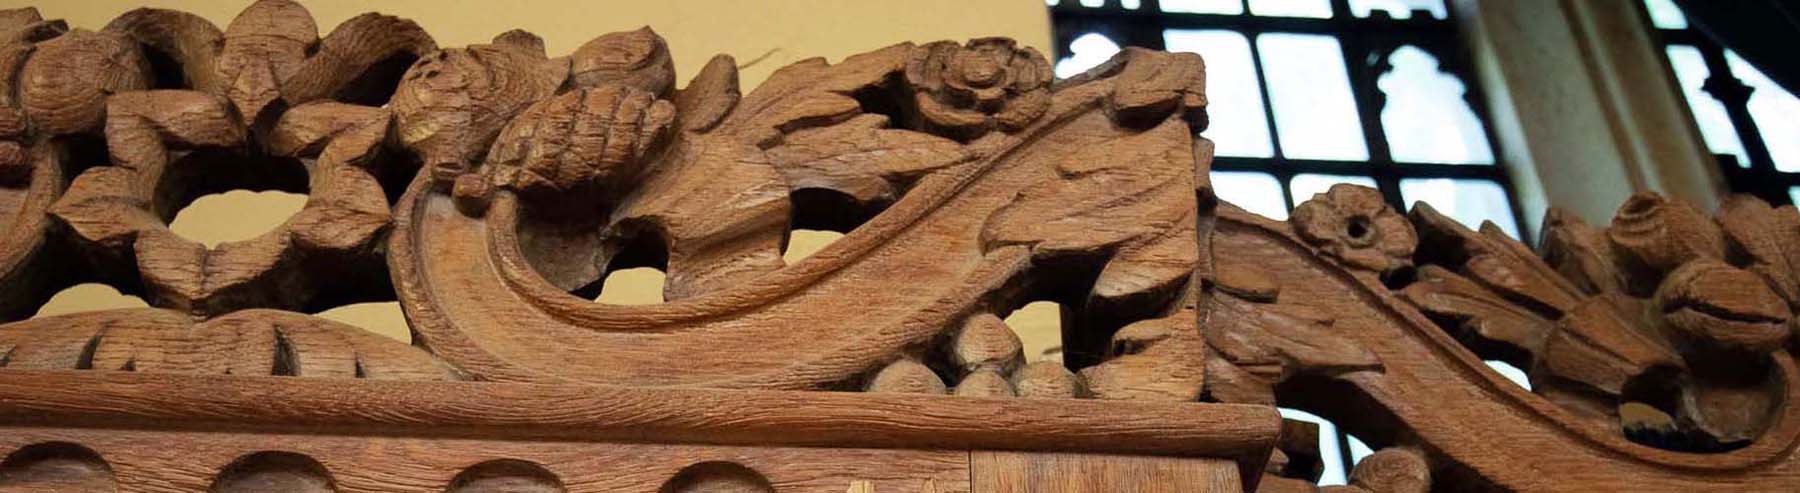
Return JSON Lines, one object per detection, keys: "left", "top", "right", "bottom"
{"left": 1290, "top": 184, "right": 1416, "bottom": 275}
{"left": 952, "top": 368, "right": 1015, "bottom": 397}
{"left": 1654, "top": 259, "right": 1790, "bottom": 354}
{"left": 905, "top": 38, "right": 1051, "bottom": 138}
{"left": 483, "top": 86, "right": 675, "bottom": 200}
{"left": 1010, "top": 361, "right": 1085, "bottom": 399}
{"left": 1348, "top": 447, "right": 1430, "bottom": 493}
{"left": 1608, "top": 193, "right": 1725, "bottom": 288}
{"left": 19, "top": 29, "right": 151, "bottom": 135}
{"left": 570, "top": 27, "right": 676, "bottom": 97}
{"left": 949, "top": 313, "right": 1024, "bottom": 375}
{"left": 864, "top": 358, "right": 947, "bottom": 394}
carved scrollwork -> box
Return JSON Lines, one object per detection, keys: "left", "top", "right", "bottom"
{"left": 7, "top": 2, "right": 1800, "bottom": 491}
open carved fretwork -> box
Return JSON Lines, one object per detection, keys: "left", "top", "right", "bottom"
{"left": 1213, "top": 183, "right": 1800, "bottom": 491}
{"left": 0, "top": 1, "right": 1797, "bottom": 491}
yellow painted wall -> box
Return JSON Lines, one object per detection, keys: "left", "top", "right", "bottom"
{"left": 11, "top": 0, "right": 1061, "bottom": 353}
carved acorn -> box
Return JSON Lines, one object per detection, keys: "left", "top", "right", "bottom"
{"left": 905, "top": 38, "right": 1051, "bottom": 139}
{"left": 1653, "top": 259, "right": 1790, "bottom": 354}
{"left": 1609, "top": 193, "right": 1726, "bottom": 290}
{"left": 1291, "top": 184, "right": 1417, "bottom": 275}
{"left": 569, "top": 26, "right": 675, "bottom": 96}
{"left": 481, "top": 85, "right": 675, "bottom": 201}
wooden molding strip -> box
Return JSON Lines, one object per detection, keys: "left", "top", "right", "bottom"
{"left": 0, "top": 370, "right": 1278, "bottom": 466}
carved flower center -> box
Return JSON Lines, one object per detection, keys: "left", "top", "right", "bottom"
{"left": 958, "top": 53, "right": 1004, "bottom": 88}
{"left": 1345, "top": 216, "right": 1375, "bottom": 247}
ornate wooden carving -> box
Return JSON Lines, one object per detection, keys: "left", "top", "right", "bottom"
{"left": 0, "top": 1, "right": 1793, "bottom": 491}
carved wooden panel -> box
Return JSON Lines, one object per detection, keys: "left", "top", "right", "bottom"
{"left": 0, "top": 1, "right": 1792, "bottom": 491}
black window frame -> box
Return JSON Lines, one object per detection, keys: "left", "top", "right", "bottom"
{"left": 1050, "top": 0, "right": 1525, "bottom": 232}
{"left": 1637, "top": 2, "right": 1797, "bottom": 205}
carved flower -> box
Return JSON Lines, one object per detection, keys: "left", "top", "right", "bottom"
{"left": 1291, "top": 184, "right": 1416, "bottom": 274}
{"left": 905, "top": 38, "right": 1052, "bottom": 138}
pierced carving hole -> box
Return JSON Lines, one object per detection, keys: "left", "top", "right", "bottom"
{"left": 592, "top": 268, "right": 667, "bottom": 305}
{"left": 1344, "top": 216, "right": 1373, "bottom": 245}
{"left": 210, "top": 451, "right": 335, "bottom": 493}
{"left": 0, "top": 442, "right": 117, "bottom": 492}
{"left": 1279, "top": 408, "right": 1359, "bottom": 486}
{"left": 658, "top": 461, "right": 774, "bottom": 493}
{"left": 1004, "top": 301, "right": 1065, "bottom": 363}
{"left": 335, "top": 53, "right": 421, "bottom": 106}
{"left": 313, "top": 301, "right": 411, "bottom": 344}
{"left": 31, "top": 283, "right": 147, "bottom": 319}
{"left": 157, "top": 151, "right": 310, "bottom": 248}
{"left": 169, "top": 190, "right": 307, "bottom": 248}
{"left": 790, "top": 188, "right": 885, "bottom": 235}
{"left": 782, "top": 229, "right": 843, "bottom": 264}
{"left": 447, "top": 459, "right": 565, "bottom": 493}
{"left": 1483, "top": 360, "right": 1533, "bottom": 391}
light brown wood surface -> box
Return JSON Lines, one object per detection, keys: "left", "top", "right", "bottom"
{"left": 0, "top": 0, "right": 1797, "bottom": 491}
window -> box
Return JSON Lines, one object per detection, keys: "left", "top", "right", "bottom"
{"left": 1047, "top": 0, "right": 1522, "bottom": 484}
{"left": 1048, "top": 0, "right": 1523, "bottom": 239}
{"left": 1642, "top": 0, "right": 1800, "bottom": 204}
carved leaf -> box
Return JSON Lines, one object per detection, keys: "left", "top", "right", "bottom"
{"left": 720, "top": 43, "right": 912, "bottom": 147}
{"left": 1403, "top": 265, "right": 1555, "bottom": 354}
{"left": 983, "top": 116, "right": 1197, "bottom": 304}
{"left": 1205, "top": 295, "right": 1380, "bottom": 380}
{"left": 1412, "top": 203, "right": 1582, "bottom": 316}
{"left": 1079, "top": 290, "right": 1206, "bottom": 401}
{"left": 763, "top": 113, "right": 968, "bottom": 204}
{"left": 611, "top": 135, "right": 789, "bottom": 300}
{"left": 0, "top": 309, "right": 455, "bottom": 379}
{"left": 1717, "top": 195, "right": 1800, "bottom": 309}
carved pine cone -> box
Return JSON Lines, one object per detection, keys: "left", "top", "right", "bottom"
{"left": 904, "top": 38, "right": 1051, "bottom": 138}
{"left": 482, "top": 85, "right": 675, "bottom": 200}
{"left": 1291, "top": 184, "right": 1416, "bottom": 275}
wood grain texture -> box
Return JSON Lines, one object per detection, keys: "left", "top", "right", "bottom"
{"left": 11, "top": 1, "right": 1800, "bottom": 491}
{"left": 971, "top": 451, "right": 1240, "bottom": 493}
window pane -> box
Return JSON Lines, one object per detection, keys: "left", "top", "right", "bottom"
{"left": 1379, "top": 46, "right": 1494, "bottom": 164}
{"left": 1161, "top": 0, "right": 1243, "bottom": 14}
{"left": 1790, "top": 187, "right": 1800, "bottom": 207}
{"left": 1054, "top": 32, "right": 1121, "bottom": 79}
{"left": 1290, "top": 174, "right": 1377, "bottom": 206}
{"left": 1399, "top": 178, "right": 1519, "bottom": 239}
{"left": 1121, "top": 0, "right": 1142, "bottom": 8}
{"left": 1280, "top": 408, "right": 1350, "bottom": 486}
{"left": 1166, "top": 30, "right": 1274, "bottom": 158}
{"left": 1250, "top": 0, "right": 1332, "bottom": 18}
{"left": 1348, "top": 0, "right": 1447, "bottom": 19}
{"left": 1726, "top": 52, "right": 1800, "bottom": 172}
{"left": 1642, "top": 0, "right": 1688, "bottom": 30}
{"left": 1258, "top": 34, "right": 1369, "bottom": 161}
{"left": 1665, "top": 45, "right": 1749, "bottom": 167}
{"left": 1212, "top": 171, "right": 1287, "bottom": 219}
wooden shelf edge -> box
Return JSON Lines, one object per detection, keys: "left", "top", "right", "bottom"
{"left": 0, "top": 370, "right": 1278, "bottom": 479}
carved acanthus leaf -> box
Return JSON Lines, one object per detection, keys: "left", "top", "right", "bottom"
{"left": 763, "top": 113, "right": 968, "bottom": 204}
{"left": 982, "top": 116, "right": 1197, "bottom": 303}
{"left": 0, "top": 309, "right": 456, "bottom": 380}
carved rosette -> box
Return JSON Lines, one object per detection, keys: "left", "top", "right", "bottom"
{"left": 904, "top": 38, "right": 1052, "bottom": 139}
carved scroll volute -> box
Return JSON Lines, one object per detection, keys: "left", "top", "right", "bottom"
{"left": 390, "top": 31, "right": 1214, "bottom": 390}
